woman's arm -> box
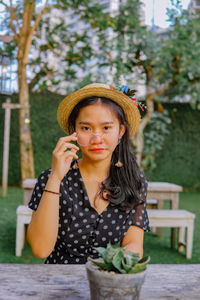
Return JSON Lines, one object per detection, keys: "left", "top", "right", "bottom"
{"left": 27, "top": 174, "right": 61, "bottom": 258}
{"left": 121, "top": 226, "right": 144, "bottom": 260}
{"left": 27, "top": 134, "right": 79, "bottom": 258}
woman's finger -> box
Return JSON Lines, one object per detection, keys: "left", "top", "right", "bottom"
{"left": 55, "top": 133, "right": 77, "bottom": 149}
{"left": 55, "top": 142, "right": 79, "bottom": 155}
{"left": 63, "top": 150, "right": 78, "bottom": 160}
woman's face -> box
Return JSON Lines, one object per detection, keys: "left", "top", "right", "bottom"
{"left": 75, "top": 103, "right": 125, "bottom": 162}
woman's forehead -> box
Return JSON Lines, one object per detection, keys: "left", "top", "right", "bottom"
{"left": 76, "top": 103, "right": 119, "bottom": 122}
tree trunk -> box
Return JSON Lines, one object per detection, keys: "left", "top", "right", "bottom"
{"left": 18, "top": 56, "right": 35, "bottom": 182}
{"left": 132, "top": 126, "right": 144, "bottom": 167}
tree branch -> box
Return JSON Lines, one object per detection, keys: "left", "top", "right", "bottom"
{"left": 23, "top": 2, "right": 48, "bottom": 64}
{"left": 45, "top": 43, "right": 62, "bottom": 56}
{"left": 0, "top": 1, "right": 19, "bottom": 40}
{"left": 147, "top": 80, "right": 176, "bottom": 100}
{"left": 146, "top": 54, "right": 179, "bottom": 99}
{"left": 8, "top": 7, "right": 19, "bottom": 40}
{"left": 0, "top": 1, "right": 9, "bottom": 8}
{"left": 187, "top": 75, "right": 200, "bottom": 83}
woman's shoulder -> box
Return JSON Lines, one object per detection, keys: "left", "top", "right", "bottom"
{"left": 36, "top": 168, "right": 52, "bottom": 183}
{"left": 139, "top": 169, "right": 147, "bottom": 181}
{"left": 138, "top": 170, "right": 148, "bottom": 190}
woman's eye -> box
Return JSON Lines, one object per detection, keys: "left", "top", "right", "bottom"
{"left": 104, "top": 126, "right": 112, "bottom": 130}
{"left": 81, "top": 126, "right": 90, "bottom": 131}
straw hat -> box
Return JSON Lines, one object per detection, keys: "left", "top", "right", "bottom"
{"left": 57, "top": 83, "right": 141, "bottom": 137}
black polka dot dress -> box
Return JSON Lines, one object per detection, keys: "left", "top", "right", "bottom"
{"left": 28, "top": 160, "right": 150, "bottom": 264}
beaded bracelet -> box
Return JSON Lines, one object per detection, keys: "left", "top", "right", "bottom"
{"left": 44, "top": 189, "right": 60, "bottom": 195}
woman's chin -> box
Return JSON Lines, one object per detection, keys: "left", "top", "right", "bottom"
{"left": 83, "top": 151, "right": 111, "bottom": 161}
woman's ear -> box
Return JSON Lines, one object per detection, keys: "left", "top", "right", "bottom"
{"left": 119, "top": 124, "right": 126, "bottom": 139}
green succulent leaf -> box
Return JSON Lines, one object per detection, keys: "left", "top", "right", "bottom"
{"left": 138, "top": 256, "right": 151, "bottom": 264}
{"left": 93, "top": 247, "right": 107, "bottom": 260}
{"left": 128, "top": 264, "right": 146, "bottom": 274}
{"left": 89, "top": 243, "right": 150, "bottom": 274}
{"left": 128, "top": 256, "right": 151, "bottom": 274}
{"left": 121, "top": 258, "right": 133, "bottom": 273}
{"left": 111, "top": 242, "right": 121, "bottom": 248}
{"left": 125, "top": 251, "right": 140, "bottom": 267}
{"left": 105, "top": 243, "right": 121, "bottom": 264}
{"left": 111, "top": 248, "right": 125, "bottom": 273}
{"left": 88, "top": 257, "right": 113, "bottom": 271}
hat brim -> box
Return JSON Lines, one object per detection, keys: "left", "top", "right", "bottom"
{"left": 57, "top": 87, "right": 140, "bottom": 137}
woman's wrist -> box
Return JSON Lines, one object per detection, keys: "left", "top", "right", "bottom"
{"left": 44, "top": 189, "right": 60, "bottom": 196}
{"left": 48, "top": 172, "right": 62, "bottom": 185}
{"left": 45, "top": 172, "right": 62, "bottom": 194}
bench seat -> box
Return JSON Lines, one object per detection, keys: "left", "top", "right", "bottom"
{"left": 147, "top": 209, "right": 195, "bottom": 259}
{"left": 16, "top": 206, "right": 195, "bottom": 259}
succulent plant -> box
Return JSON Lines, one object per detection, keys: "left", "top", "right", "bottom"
{"left": 88, "top": 243, "right": 150, "bottom": 274}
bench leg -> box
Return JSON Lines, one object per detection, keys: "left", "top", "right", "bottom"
{"left": 178, "top": 227, "right": 185, "bottom": 253}
{"left": 156, "top": 200, "right": 164, "bottom": 238}
{"left": 170, "top": 197, "right": 179, "bottom": 249}
{"left": 186, "top": 221, "right": 194, "bottom": 259}
{"left": 151, "top": 227, "right": 156, "bottom": 233}
{"left": 16, "top": 216, "right": 25, "bottom": 257}
{"left": 171, "top": 228, "right": 177, "bottom": 249}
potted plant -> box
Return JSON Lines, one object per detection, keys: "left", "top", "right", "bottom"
{"left": 85, "top": 243, "right": 150, "bottom": 300}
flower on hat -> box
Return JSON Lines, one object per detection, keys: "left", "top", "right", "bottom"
{"left": 119, "top": 85, "right": 144, "bottom": 111}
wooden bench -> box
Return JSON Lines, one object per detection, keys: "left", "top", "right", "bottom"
{"left": 22, "top": 180, "right": 183, "bottom": 248}
{"left": 147, "top": 209, "right": 195, "bottom": 259}
{"left": 22, "top": 178, "right": 37, "bottom": 205}
{"left": 146, "top": 199, "right": 158, "bottom": 209}
{"left": 16, "top": 206, "right": 195, "bottom": 259}
{"left": 16, "top": 205, "right": 32, "bottom": 256}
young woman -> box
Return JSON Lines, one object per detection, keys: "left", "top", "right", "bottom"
{"left": 27, "top": 83, "right": 150, "bottom": 264}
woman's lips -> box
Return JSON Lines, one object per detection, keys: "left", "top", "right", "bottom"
{"left": 90, "top": 148, "right": 104, "bottom": 152}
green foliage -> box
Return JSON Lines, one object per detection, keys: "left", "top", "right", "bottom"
{"left": 108, "top": 0, "right": 200, "bottom": 105}
{"left": 0, "top": 92, "right": 63, "bottom": 185}
{"left": 0, "top": 93, "right": 199, "bottom": 190}
{"left": 142, "top": 109, "right": 171, "bottom": 171}
{"left": 1, "top": 0, "right": 112, "bottom": 93}
{"left": 89, "top": 243, "right": 150, "bottom": 274}
{"left": 32, "top": 0, "right": 112, "bottom": 92}
{"left": 145, "top": 103, "right": 200, "bottom": 191}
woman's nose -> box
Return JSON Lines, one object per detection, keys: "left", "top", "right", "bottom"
{"left": 90, "top": 133, "right": 103, "bottom": 144}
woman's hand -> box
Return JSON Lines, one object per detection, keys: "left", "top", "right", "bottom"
{"left": 50, "top": 132, "right": 79, "bottom": 182}
{"left": 121, "top": 226, "right": 144, "bottom": 260}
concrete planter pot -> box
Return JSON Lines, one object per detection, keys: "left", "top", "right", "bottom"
{"left": 85, "top": 259, "right": 146, "bottom": 300}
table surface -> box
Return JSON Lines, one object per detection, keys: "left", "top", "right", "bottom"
{"left": 0, "top": 264, "right": 199, "bottom": 300}
{"left": 148, "top": 182, "right": 183, "bottom": 192}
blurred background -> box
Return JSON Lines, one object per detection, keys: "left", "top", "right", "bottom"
{"left": 0, "top": 0, "right": 199, "bottom": 264}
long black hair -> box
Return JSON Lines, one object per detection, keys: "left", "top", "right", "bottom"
{"left": 68, "top": 96, "right": 146, "bottom": 211}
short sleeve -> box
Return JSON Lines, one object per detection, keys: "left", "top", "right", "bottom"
{"left": 131, "top": 171, "right": 150, "bottom": 232}
{"left": 28, "top": 169, "right": 51, "bottom": 211}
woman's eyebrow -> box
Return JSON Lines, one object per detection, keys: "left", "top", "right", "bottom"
{"left": 78, "top": 121, "right": 114, "bottom": 125}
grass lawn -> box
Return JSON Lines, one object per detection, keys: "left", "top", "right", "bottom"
{"left": 0, "top": 187, "right": 199, "bottom": 264}
{"left": 0, "top": 188, "right": 44, "bottom": 264}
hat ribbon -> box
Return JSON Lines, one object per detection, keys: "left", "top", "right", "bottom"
{"left": 119, "top": 85, "right": 144, "bottom": 111}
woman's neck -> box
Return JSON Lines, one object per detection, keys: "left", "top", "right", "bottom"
{"left": 78, "top": 157, "right": 111, "bottom": 182}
